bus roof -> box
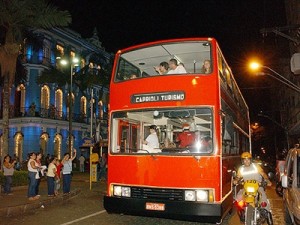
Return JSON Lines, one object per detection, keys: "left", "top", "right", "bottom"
{"left": 115, "top": 38, "right": 217, "bottom": 76}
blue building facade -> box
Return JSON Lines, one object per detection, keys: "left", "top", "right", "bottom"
{"left": 0, "top": 27, "right": 112, "bottom": 161}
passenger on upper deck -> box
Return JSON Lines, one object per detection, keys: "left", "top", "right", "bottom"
{"left": 201, "top": 59, "right": 211, "bottom": 74}
{"left": 154, "top": 61, "right": 169, "bottom": 75}
{"left": 130, "top": 74, "right": 137, "bottom": 79}
{"left": 167, "top": 59, "right": 187, "bottom": 74}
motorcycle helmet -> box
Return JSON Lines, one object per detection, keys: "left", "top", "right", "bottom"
{"left": 241, "top": 152, "right": 252, "bottom": 159}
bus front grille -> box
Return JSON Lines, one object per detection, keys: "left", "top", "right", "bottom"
{"left": 131, "top": 187, "right": 184, "bottom": 201}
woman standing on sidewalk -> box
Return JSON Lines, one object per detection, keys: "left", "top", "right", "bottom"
{"left": 46, "top": 157, "right": 57, "bottom": 197}
{"left": 27, "top": 152, "right": 40, "bottom": 201}
{"left": 3, "top": 155, "right": 16, "bottom": 195}
{"left": 62, "top": 148, "right": 76, "bottom": 194}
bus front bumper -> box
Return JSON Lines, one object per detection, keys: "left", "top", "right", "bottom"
{"left": 103, "top": 195, "right": 232, "bottom": 223}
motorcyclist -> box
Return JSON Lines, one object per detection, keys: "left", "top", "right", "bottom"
{"left": 234, "top": 151, "right": 273, "bottom": 224}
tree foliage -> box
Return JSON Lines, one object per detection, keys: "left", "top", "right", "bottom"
{"left": 0, "top": 0, "right": 71, "bottom": 160}
{"left": 37, "top": 55, "right": 114, "bottom": 96}
{"left": 0, "top": 0, "right": 71, "bottom": 83}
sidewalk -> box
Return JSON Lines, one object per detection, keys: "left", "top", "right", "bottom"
{"left": 0, "top": 172, "right": 97, "bottom": 217}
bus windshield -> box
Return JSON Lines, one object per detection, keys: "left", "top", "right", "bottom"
{"left": 115, "top": 41, "right": 212, "bottom": 81}
{"left": 111, "top": 107, "right": 213, "bottom": 155}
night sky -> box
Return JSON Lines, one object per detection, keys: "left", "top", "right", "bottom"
{"left": 53, "top": 0, "right": 287, "bottom": 115}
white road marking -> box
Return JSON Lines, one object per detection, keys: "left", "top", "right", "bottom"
{"left": 60, "top": 210, "right": 106, "bottom": 225}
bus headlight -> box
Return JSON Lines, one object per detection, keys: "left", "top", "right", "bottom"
{"left": 113, "top": 186, "right": 122, "bottom": 196}
{"left": 121, "top": 187, "right": 131, "bottom": 197}
{"left": 184, "top": 190, "right": 196, "bottom": 201}
{"left": 196, "top": 190, "right": 208, "bottom": 202}
{"left": 113, "top": 185, "right": 131, "bottom": 197}
{"left": 185, "top": 189, "right": 210, "bottom": 202}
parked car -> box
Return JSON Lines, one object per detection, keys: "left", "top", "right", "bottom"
{"left": 281, "top": 147, "right": 300, "bottom": 225}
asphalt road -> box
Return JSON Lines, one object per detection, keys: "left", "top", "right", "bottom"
{"left": 2, "top": 179, "right": 284, "bottom": 225}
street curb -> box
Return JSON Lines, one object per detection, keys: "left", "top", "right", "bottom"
{"left": 0, "top": 189, "right": 81, "bottom": 217}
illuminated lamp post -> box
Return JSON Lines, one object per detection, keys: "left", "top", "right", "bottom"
{"left": 60, "top": 57, "right": 79, "bottom": 154}
{"left": 249, "top": 61, "right": 295, "bottom": 152}
{"left": 249, "top": 62, "right": 300, "bottom": 93}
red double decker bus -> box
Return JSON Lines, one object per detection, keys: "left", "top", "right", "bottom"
{"left": 103, "top": 38, "right": 250, "bottom": 223}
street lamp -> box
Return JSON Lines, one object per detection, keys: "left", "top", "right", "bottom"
{"left": 249, "top": 62, "right": 300, "bottom": 93}
{"left": 249, "top": 61, "right": 293, "bottom": 152}
{"left": 60, "top": 57, "right": 79, "bottom": 154}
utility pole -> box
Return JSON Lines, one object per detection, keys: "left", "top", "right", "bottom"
{"left": 260, "top": 24, "right": 300, "bottom": 45}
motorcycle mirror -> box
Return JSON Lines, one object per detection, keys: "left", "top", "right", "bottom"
{"left": 232, "top": 170, "right": 237, "bottom": 178}
{"left": 268, "top": 172, "right": 274, "bottom": 181}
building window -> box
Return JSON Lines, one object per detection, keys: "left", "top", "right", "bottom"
{"left": 43, "top": 40, "right": 51, "bottom": 63}
{"left": 54, "top": 134, "right": 62, "bottom": 160}
{"left": 55, "top": 89, "right": 63, "bottom": 119}
{"left": 70, "top": 51, "right": 76, "bottom": 58}
{"left": 16, "top": 84, "right": 26, "bottom": 115}
{"left": 40, "top": 133, "right": 49, "bottom": 156}
{"left": 98, "top": 100, "right": 103, "bottom": 119}
{"left": 80, "top": 59, "right": 85, "bottom": 68}
{"left": 41, "top": 85, "right": 50, "bottom": 117}
{"left": 14, "top": 132, "right": 23, "bottom": 160}
{"left": 56, "top": 44, "right": 64, "bottom": 56}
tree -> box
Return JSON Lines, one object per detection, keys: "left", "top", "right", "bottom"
{"left": 0, "top": 0, "right": 71, "bottom": 161}
{"left": 37, "top": 55, "right": 114, "bottom": 96}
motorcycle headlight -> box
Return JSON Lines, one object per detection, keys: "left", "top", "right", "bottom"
{"left": 246, "top": 187, "right": 255, "bottom": 193}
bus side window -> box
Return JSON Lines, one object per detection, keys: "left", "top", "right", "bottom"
{"left": 221, "top": 114, "right": 234, "bottom": 155}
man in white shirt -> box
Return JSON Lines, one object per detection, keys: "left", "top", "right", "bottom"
{"left": 142, "top": 125, "right": 160, "bottom": 153}
{"left": 167, "top": 58, "right": 187, "bottom": 74}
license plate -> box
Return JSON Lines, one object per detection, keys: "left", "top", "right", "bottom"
{"left": 145, "top": 202, "right": 165, "bottom": 211}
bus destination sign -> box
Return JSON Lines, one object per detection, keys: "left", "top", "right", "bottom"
{"left": 131, "top": 91, "right": 185, "bottom": 104}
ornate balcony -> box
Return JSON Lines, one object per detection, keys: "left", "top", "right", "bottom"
{"left": 1, "top": 106, "right": 90, "bottom": 124}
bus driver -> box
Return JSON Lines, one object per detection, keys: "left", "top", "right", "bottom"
{"left": 141, "top": 125, "right": 161, "bottom": 153}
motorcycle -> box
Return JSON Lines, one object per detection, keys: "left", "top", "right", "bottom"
{"left": 234, "top": 178, "right": 273, "bottom": 225}
{"left": 275, "top": 171, "right": 283, "bottom": 197}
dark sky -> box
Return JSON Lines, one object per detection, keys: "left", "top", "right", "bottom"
{"left": 53, "top": 0, "right": 287, "bottom": 115}
{"left": 53, "top": 1, "right": 286, "bottom": 52}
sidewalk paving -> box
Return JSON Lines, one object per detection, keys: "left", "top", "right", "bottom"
{"left": 0, "top": 172, "right": 98, "bottom": 217}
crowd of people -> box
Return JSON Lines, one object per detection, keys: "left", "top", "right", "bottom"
{"left": 26, "top": 150, "right": 77, "bottom": 200}
{"left": 1, "top": 147, "right": 108, "bottom": 200}
{"left": 153, "top": 58, "right": 211, "bottom": 75}
{"left": 1, "top": 149, "right": 76, "bottom": 200}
